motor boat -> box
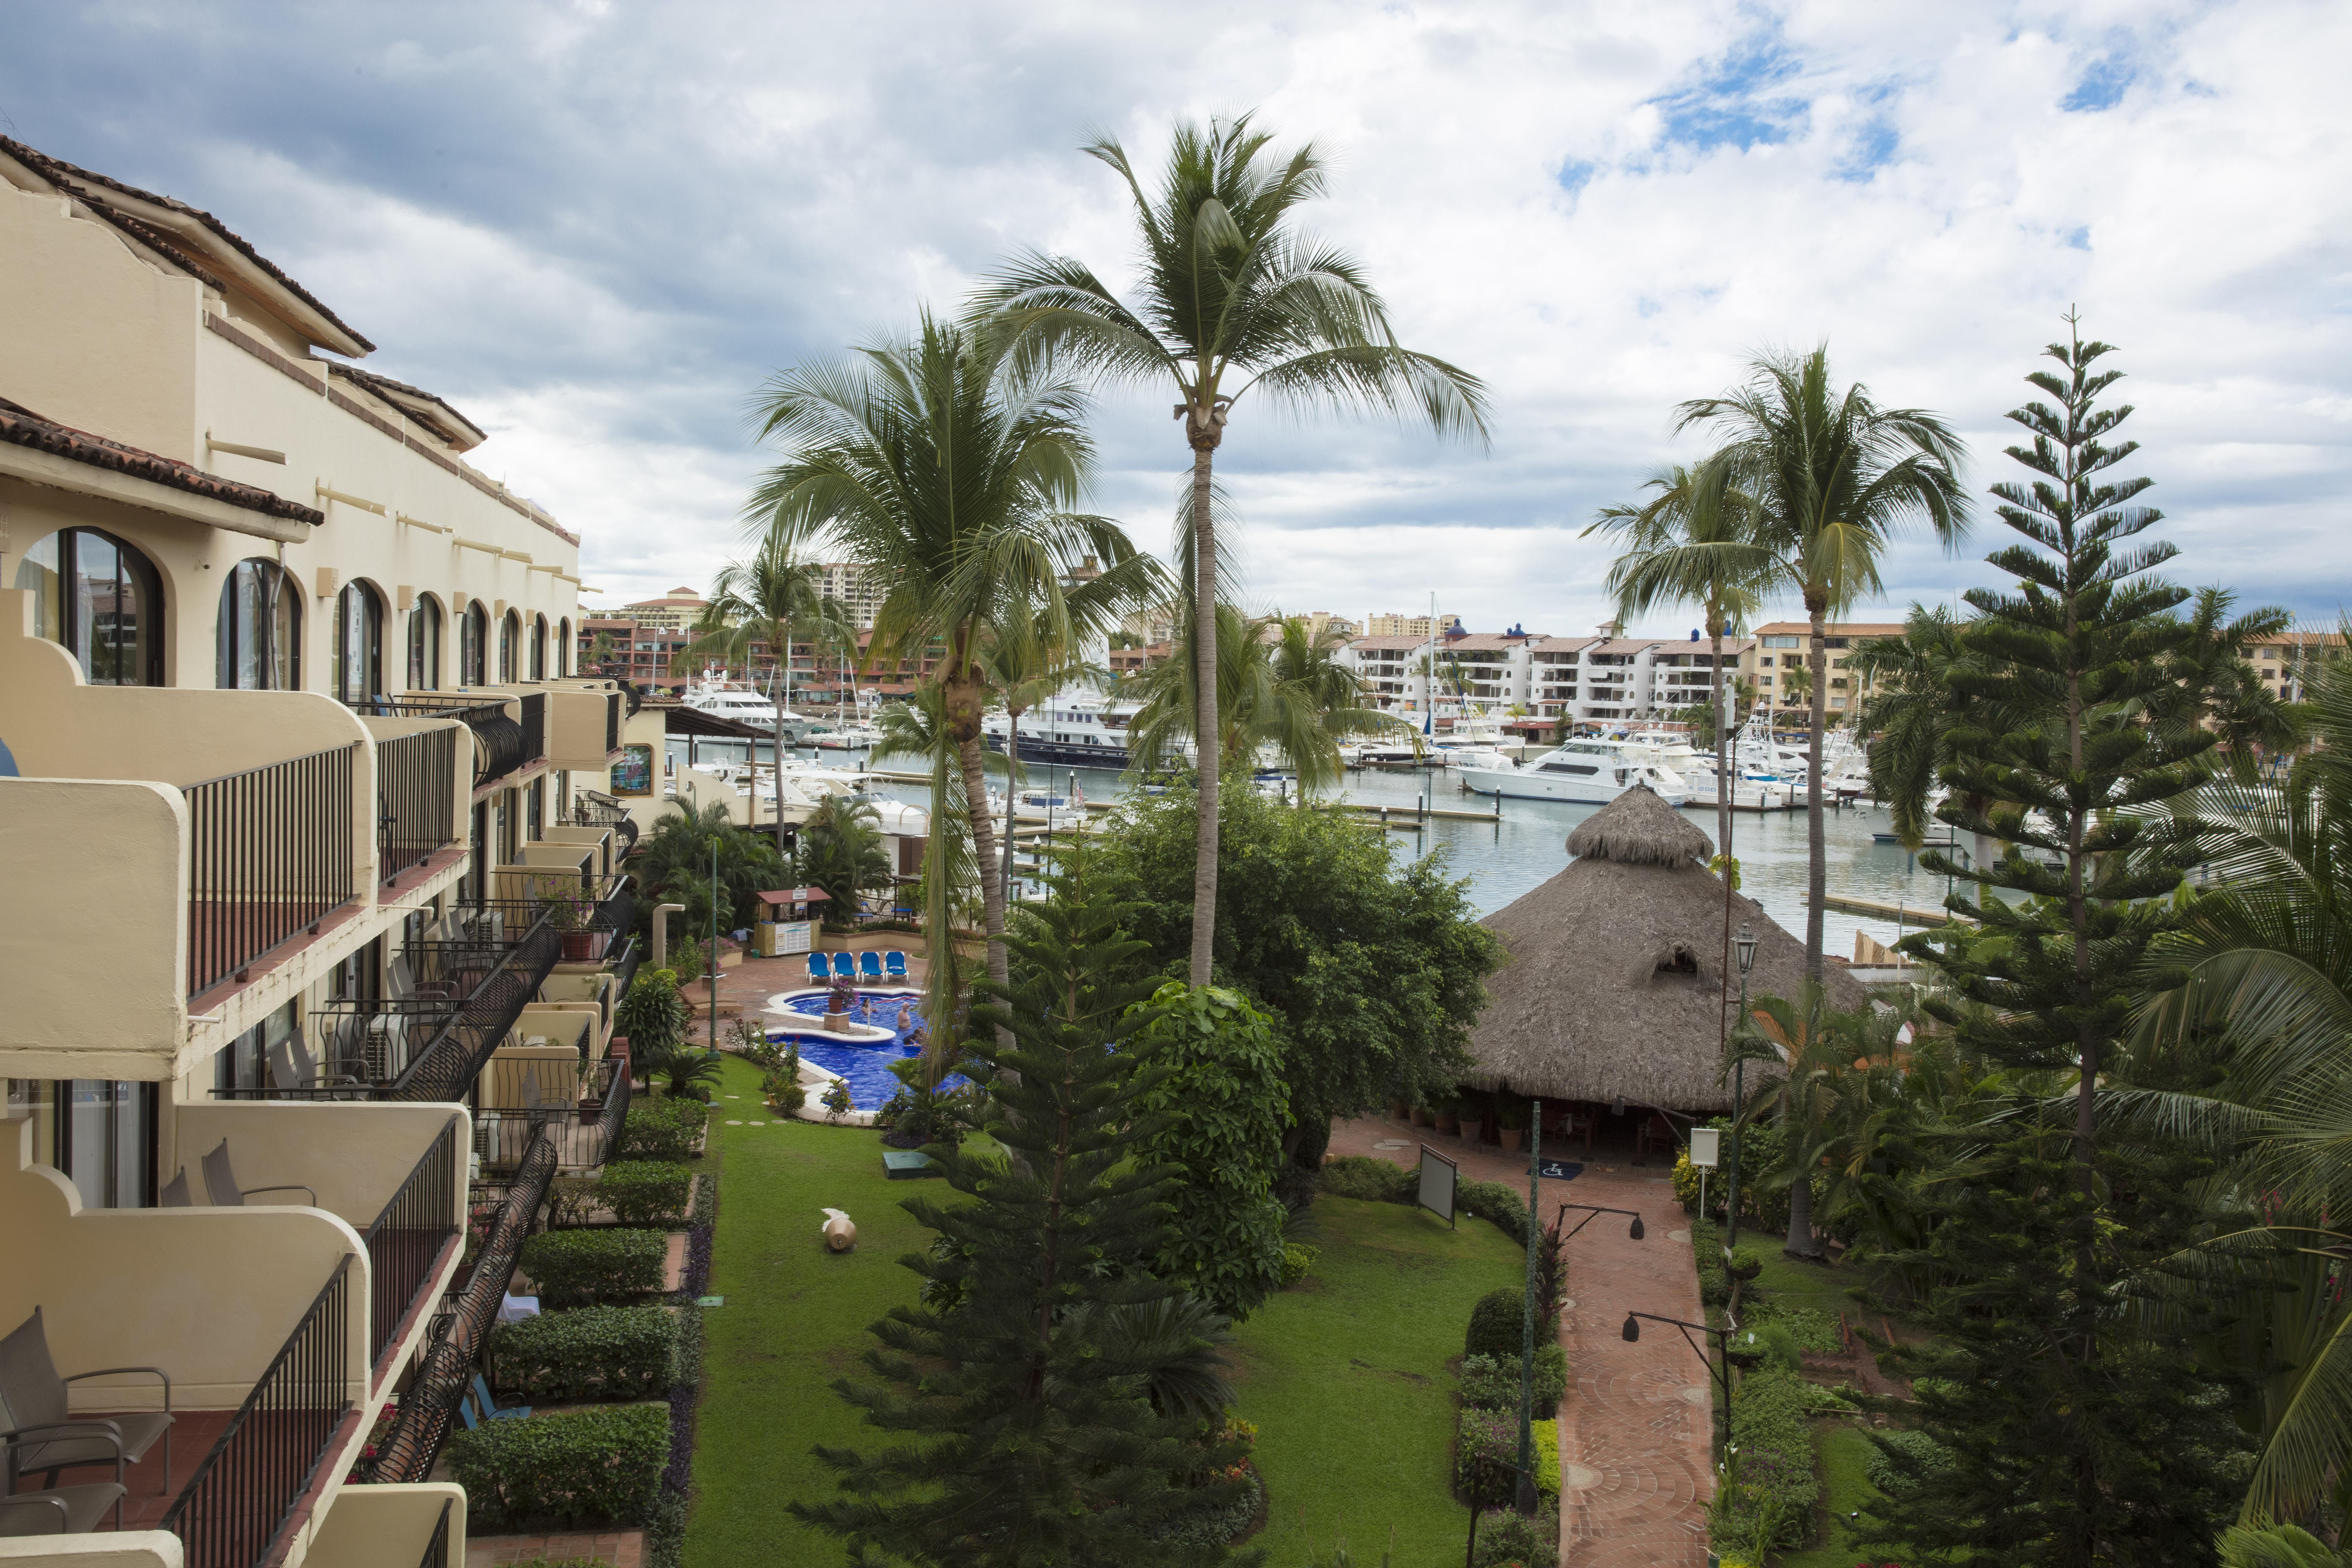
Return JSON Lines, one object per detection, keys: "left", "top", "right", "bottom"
{"left": 1455, "top": 739, "right": 1689, "bottom": 805}
{"left": 982, "top": 684, "right": 1151, "bottom": 768}
{"left": 682, "top": 672, "right": 804, "bottom": 734}
{"left": 812, "top": 722, "right": 883, "bottom": 750}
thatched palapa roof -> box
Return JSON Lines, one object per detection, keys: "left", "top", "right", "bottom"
{"left": 1466, "top": 785, "right": 1865, "bottom": 1113}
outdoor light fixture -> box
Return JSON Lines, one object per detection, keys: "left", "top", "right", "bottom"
{"left": 1557, "top": 1202, "right": 1646, "bottom": 1242}
{"left": 1727, "top": 923, "right": 1760, "bottom": 1249}
{"left": 1733, "top": 923, "right": 1759, "bottom": 976}
{"left": 1619, "top": 1310, "right": 1737, "bottom": 1460}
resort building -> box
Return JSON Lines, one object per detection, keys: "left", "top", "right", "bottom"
{"left": 617, "top": 586, "right": 705, "bottom": 631}
{"left": 1, "top": 134, "right": 645, "bottom": 1568}
{"left": 1341, "top": 627, "right": 1753, "bottom": 730}
{"left": 1747, "top": 621, "right": 1902, "bottom": 722}
{"left": 2247, "top": 630, "right": 2343, "bottom": 704}
{"left": 1362, "top": 611, "right": 1461, "bottom": 639}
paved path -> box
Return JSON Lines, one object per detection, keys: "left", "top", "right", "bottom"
{"left": 1329, "top": 1115, "right": 1713, "bottom": 1568}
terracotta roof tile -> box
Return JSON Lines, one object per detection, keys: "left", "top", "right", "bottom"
{"left": 0, "top": 395, "right": 322, "bottom": 526}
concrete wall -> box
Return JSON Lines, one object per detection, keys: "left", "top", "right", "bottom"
{"left": 303, "top": 1484, "right": 463, "bottom": 1568}
{"left": 0, "top": 1120, "right": 369, "bottom": 1410}
{"left": 0, "top": 1534, "right": 181, "bottom": 1568}
{"left": 168, "top": 1103, "right": 468, "bottom": 1232}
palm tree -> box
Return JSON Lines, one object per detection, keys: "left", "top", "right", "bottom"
{"left": 673, "top": 535, "right": 857, "bottom": 859}
{"left": 744, "top": 313, "right": 1156, "bottom": 999}
{"left": 975, "top": 112, "right": 1490, "bottom": 983}
{"left": 1587, "top": 459, "right": 1770, "bottom": 1043}
{"left": 2149, "top": 586, "right": 2301, "bottom": 776}
{"left": 1726, "top": 983, "right": 1903, "bottom": 1259}
{"left": 1679, "top": 347, "right": 1971, "bottom": 982}
{"left": 799, "top": 793, "right": 892, "bottom": 919}
{"left": 1847, "top": 604, "right": 2007, "bottom": 907}
{"left": 872, "top": 687, "right": 987, "bottom": 1077}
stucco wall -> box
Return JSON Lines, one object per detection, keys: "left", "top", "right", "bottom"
{"left": 301, "top": 1484, "right": 464, "bottom": 1568}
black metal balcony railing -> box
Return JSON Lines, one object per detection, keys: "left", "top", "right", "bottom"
{"left": 369, "top": 697, "right": 528, "bottom": 790}
{"left": 518, "top": 691, "right": 547, "bottom": 770}
{"left": 377, "top": 726, "right": 460, "bottom": 885}
{"left": 186, "top": 744, "right": 359, "bottom": 999}
{"left": 475, "top": 1054, "right": 629, "bottom": 1172}
{"left": 368, "top": 1126, "right": 556, "bottom": 1486}
{"left": 572, "top": 789, "right": 638, "bottom": 856}
{"left": 464, "top": 874, "right": 635, "bottom": 967}
{"left": 363, "top": 1118, "right": 462, "bottom": 1376}
{"left": 162, "top": 1256, "right": 353, "bottom": 1568}
{"left": 421, "top": 1500, "right": 453, "bottom": 1568}
{"left": 605, "top": 934, "right": 644, "bottom": 1018}
{"left": 604, "top": 690, "right": 622, "bottom": 755}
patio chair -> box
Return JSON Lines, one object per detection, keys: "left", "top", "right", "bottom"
{"left": 858, "top": 951, "right": 884, "bottom": 980}
{"left": 805, "top": 954, "right": 830, "bottom": 984}
{"left": 0, "top": 1308, "right": 172, "bottom": 1523}
{"left": 884, "top": 951, "right": 908, "bottom": 979}
{"left": 158, "top": 1171, "right": 193, "bottom": 1208}
{"left": 199, "top": 1141, "right": 316, "bottom": 1208}
{"left": 268, "top": 1032, "right": 366, "bottom": 1099}
{"left": 455, "top": 1375, "right": 530, "bottom": 1430}
{"left": 830, "top": 953, "right": 856, "bottom": 980}
{"left": 0, "top": 1482, "right": 127, "bottom": 1536}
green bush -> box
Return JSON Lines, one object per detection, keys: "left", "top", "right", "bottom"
{"left": 1744, "top": 1322, "right": 1802, "bottom": 1375}
{"left": 1465, "top": 1287, "right": 1525, "bottom": 1360}
{"left": 597, "top": 1161, "right": 691, "bottom": 1228}
{"left": 1692, "top": 1220, "right": 1729, "bottom": 1309}
{"left": 1280, "top": 1243, "right": 1319, "bottom": 1286}
{"left": 1458, "top": 1346, "right": 1568, "bottom": 1419}
{"left": 1141, "top": 1469, "right": 1262, "bottom": 1549}
{"left": 615, "top": 1097, "right": 707, "bottom": 1162}
{"left": 520, "top": 1228, "right": 667, "bottom": 1306}
{"left": 1472, "top": 1507, "right": 1553, "bottom": 1567}
{"left": 1317, "top": 1156, "right": 1415, "bottom": 1203}
{"left": 1740, "top": 1297, "right": 1843, "bottom": 1353}
{"left": 1716, "top": 1366, "right": 1817, "bottom": 1550}
{"left": 1863, "top": 1427, "right": 1953, "bottom": 1497}
{"left": 445, "top": 1404, "right": 669, "bottom": 1531}
{"left": 490, "top": 1305, "right": 677, "bottom": 1403}
{"left": 1454, "top": 1406, "right": 1518, "bottom": 1506}
{"left": 613, "top": 970, "right": 687, "bottom": 1060}
{"left": 1455, "top": 1179, "right": 1529, "bottom": 1246}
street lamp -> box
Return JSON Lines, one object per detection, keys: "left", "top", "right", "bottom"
{"left": 1623, "top": 1310, "right": 1736, "bottom": 1461}
{"left": 1725, "top": 923, "right": 1759, "bottom": 1250}
{"left": 1555, "top": 1202, "right": 1646, "bottom": 1242}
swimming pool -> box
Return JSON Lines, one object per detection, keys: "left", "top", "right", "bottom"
{"left": 768, "top": 989, "right": 968, "bottom": 1112}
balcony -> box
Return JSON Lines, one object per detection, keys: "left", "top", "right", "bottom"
{"left": 364, "top": 695, "right": 542, "bottom": 793}
{"left": 1, "top": 1123, "right": 373, "bottom": 1568}
{"left": 366, "top": 720, "right": 468, "bottom": 889}
{"left": 307, "top": 1486, "right": 464, "bottom": 1568}
{"left": 570, "top": 790, "right": 639, "bottom": 857}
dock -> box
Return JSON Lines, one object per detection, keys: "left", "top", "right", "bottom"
{"left": 1820, "top": 893, "right": 1969, "bottom": 928}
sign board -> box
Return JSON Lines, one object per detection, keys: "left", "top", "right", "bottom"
{"left": 1536, "top": 1159, "right": 1584, "bottom": 1181}
{"left": 609, "top": 743, "right": 655, "bottom": 797}
{"left": 1416, "top": 1145, "right": 1458, "bottom": 1228}
{"left": 1687, "top": 1127, "right": 1722, "bottom": 1170}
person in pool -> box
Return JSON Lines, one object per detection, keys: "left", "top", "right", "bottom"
{"left": 894, "top": 1001, "right": 913, "bottom": 1034}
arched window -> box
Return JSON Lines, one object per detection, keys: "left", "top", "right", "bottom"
{"left": 498, "top": 611, "right": 520, "bottom": 684}
{"left": 557, "top": 617, "right": 571, "bottom": 677}
{"left": 335, "top": 581, "right": 384, "bottom": 706}
{"left": 407, "top": 595, "right": 444, "bottom": 690}
{"left": 13, "top": 528, "right": 165, "bottom": 686}
{"left": 460, "top": 602, "right": 488, "bottom": 687}
{"left": 216, "top": 559, "right": 301, "bottom": 690}
{"left": 530, "top": 615, "right": 547, "bottom": 681}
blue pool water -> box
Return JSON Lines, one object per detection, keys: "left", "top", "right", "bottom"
{"left": 769, "top": 990, "right": 968, "bottom": 1112}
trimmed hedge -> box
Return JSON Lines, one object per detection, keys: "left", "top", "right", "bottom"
{"left": 1864, "top": 1427, "right": 1952, "bottom": 1496}
{"left": 615, "top": 1098, "right": 708, "bottom": 1163}
{"left": 1318, "top": 1156, "right": 1415, "bottom": 1203}
{"left": 599, "top": 1161, "right": 691, "bottom": 1228}
{"left": 1458, "top": 1347, "right": 1567, "bottom": 1421}
{"left": 1466, "top": 1287, "right": 1526, "bottom": 1360}
{"left": 520, "top": 1227, "right": 668, "bottom": 1306}
{"left": 446, "top": 1404, "right": 669, "bottom": 1531}
{"left": 1455, "top": 1405, "right": 1518, "bottom": 1505}
{"left": 1455, "top": 1179, "right": 1529, "bottom": 1246}
{"left": 1718, "top": 1365, "right": 1818, "bottom": 1550}
{"left": 1280, "top": 1243, "right": 1319, "bottom": 1286}
{"left": 491, "top": 1305, "right": 677, "bottom": 1403}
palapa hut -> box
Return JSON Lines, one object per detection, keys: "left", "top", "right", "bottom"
{"left": 1465, "top": 784, "right": 1865, "bottom": 1114}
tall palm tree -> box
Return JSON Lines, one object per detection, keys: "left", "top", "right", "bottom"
{"left": 673, "top": 536, "right": 857, "bottom": 859}
{"left": 2149, "top": 586, "right": 2301, "bottom": 776}
{"left": 1848, "top": 604, "right": 2004, "bottom": 907}
{"left": 800, "top": 793, "right": 892, "bottom": 918}
{"left": 872, "top": 686, "right": 985, "bottom": 1073}
{"left": 1586, "top": 459, "right": 1769, "bottom": 1040}
{"left": 975, "top": 113, "right": 1490, "bottom": 983}
{"left": 1679, "top": 347, "right": 1971, "bottom": 981}
{"left": 744, "top": 313, "right": 1155, "bottom": 1000}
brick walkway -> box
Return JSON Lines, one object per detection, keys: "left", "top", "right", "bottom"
{"left": 465, "top": 1529, "right": 643, "bottom": 1566}
{"left": 1329, "top": 1114, "right": 1713, "bottom": 1568}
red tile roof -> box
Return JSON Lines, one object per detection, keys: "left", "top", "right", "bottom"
{"left": 0, "top": 395, "right": 323, "bottom": 526}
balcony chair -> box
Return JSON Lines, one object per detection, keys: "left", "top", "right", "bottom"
{"left": 0, "top": 1308, "right": 172, "bottom": 1527}
{"left": 830, "top": 953, "right": 857, "bottom": 980}
{"left": 456, "top": 1375, "right": 530, "bottom": 1430}
{"left": 858, "top": 951, "right": 884, "bottom": 980}
{"left": 0, "top": 1482, "right": 128, "bottom": 1537}
{"left": 199, "top": 1140, "right": 316, "bottom": 1208}
{"left": 158, "top": 1171, "right": 194, "bottom": 1208}
{"left": 884, "top": 951, "right": 908, "bottom": 980}
{"left": 268, "top": 1033, "right": 367, "bottom": 1100}
{"left": 805, "top": 954, "right": 830, "bottom": 985}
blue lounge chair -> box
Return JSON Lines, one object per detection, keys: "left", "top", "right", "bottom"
{"left": 831, "top": 952, "right": 857, "bottom": 979}
{"left": 806, "top": 953, "right": 830, "bottom": 984}
{"left": 858, "top": 951, "right": 884, "bottom": 980}
{"left": 884, "top": 950, "right": 908, "bottom": 980}
{"left": 456, "top": 1375, "right": 530, "bottom": 1430}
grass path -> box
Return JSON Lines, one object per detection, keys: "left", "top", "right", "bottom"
{"left": 1231, "top": 1197, "right": 1525, "bottom": 1566}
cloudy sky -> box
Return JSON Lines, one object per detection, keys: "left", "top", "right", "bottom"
{"left": 4, "top": 2, "right": 2346, "bottom": 634}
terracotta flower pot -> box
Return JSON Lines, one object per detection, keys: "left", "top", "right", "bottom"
{"left": 1388, "top": 1098, "right": 1408, "bottom": 1120}
{"left": 1410, "top": 1106, "right": 1432, "bottom": 1127}
{"left": 1459, "top": 1119, "right": 1485, "bottom": 1144}
{"left": 561, "top": 931, "right": 597, "bottom": 961}
{"left": 1498, "top": 1128, "right": 1524, "bottom": 1153}
{"left": 1434, "top": 1112, "right": 1458, "bottom": 1134}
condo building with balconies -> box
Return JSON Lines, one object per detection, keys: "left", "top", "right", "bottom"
{"left": 1, "top": 136, "right": 649, "bottom": 1568}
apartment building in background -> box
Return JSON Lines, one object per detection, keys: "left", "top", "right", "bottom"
{"left": 1, "top": 134, "right": 646, "bottom": 1568}
{"left": 2246, "top": 630, "right": 2343, "bottom": 703}
{"left": 1747, "top": 621, "right": 1901, "bottom": 720}
{"left": 1363, "top": 610, "right": 1460, "bottom": 639}
{"left": 1340, "top": 627, "right": 1755, "bottom": 729}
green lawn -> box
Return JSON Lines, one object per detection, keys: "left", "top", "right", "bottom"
{"left": 1230, "top": 1196, "right": 1525, "bottom": 1566}
{"left": 683, "top": 1055, "right": 1522, "bottom": 1566}
{"left": 1779, "top": 1421, "right": 1883, "bottom": 1568}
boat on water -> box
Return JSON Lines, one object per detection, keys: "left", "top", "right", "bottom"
{"left": 813, "top": 722, "right": 883, "bottom": 750}
{"left": 1455, "top": 738, "right": 1690, "bottom": 805}
{"left": 681, "top": 672, "right": 807, "bottom": 734}
{"left": 982, "top": 685, "right": 1154, "bottom": 768}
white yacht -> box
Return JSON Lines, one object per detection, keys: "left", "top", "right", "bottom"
{"left": 982, "top": 685, "right": 1154, "bottom": 768}
{"left": 812, "top": 722, "right": 883, "bottom": 750}
{"left": 1455, "top": 738, "right": 1690, "bottom": 805}
{"left": 681, "top": 672, "right": 805, "bottom": 734}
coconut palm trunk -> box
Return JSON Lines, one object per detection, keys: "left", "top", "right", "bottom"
{"left": 1805, "top": 595, "right": 1830, "bottom": 983}
{"left": 1002, "top": 704, "right": 1021, "bottom": 907}
{"left": 1713, "top": 615, "right": 1735, "bottom": 1040}
{"left": 1187, "top": 422, "right": 1222, "bottom": 983}
{"left": 942, "top": 658, "right": 1009, "bottom": 997}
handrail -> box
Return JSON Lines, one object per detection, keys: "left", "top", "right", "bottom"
{"left": 161, "top": 1257, "right": 352, "bottom": 1568}
{"left": 185, "top": 744, "right": 359, "bottom": 999}
{"left": 368, "top": 697, "right": 527, "bottom": 789}
{"left": 385, "top": 910, "right": 561, "bottom": 1103}
{"left": 362, "top": 1118, "right": 462, "bottom": 1377}
{"left": 367, "top": 1126, "right": 555, "bottom": 1485}
{"left": 420, "top": 1499, "right": 453, "bottom": 1568}
{"left": 377, "top": 726, "right": 460, "bottom": 884}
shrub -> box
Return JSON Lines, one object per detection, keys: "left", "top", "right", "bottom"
{"left": 1744, "top": 1322, "right": 1803, "bottom": 1375}
{"left": 763, "top": 1070, "right": 806, "bottom": 1112}
{"left": 1455, "top": 1179, "right": 1529, "bottom": 1246}
{"left": 1466, "top": 1287, "right": 1525, "bottom": 1360}
{"left": 616, "top": 1098, "right": 707, "bottom": 1162}
{"left": 1143, "top": 1467, "right": 1262, "bottom": 1549}
{"left": 1459, "top": 1347, "right": 1567, "bottom": 1419}
{"left": 546, "top": 1175, "right": 600, "bottom": 1231}
{"left": 1472, "top": 1506, "right": 1553, "bottom": 1568}
{"left": 598, "top": 1162, "right": 691, "bottom": 1228}
{"left": 491, "top": 1305, "right": 677, "bottom": 1404}
{"left": 1693, "top": 1220, "right": 1729, "bottom": 1309}
{"left": 445, "top": 1404, "right": 669, "bottom": 1531}
{"left": 1740, "top": 1297, "right": 1843, "bottom": 1353}
{"left": 1532, "top": 1415, "right": 1560, "bottom": 1499}
{"left": 1454, "top": 1406, "right": 1518, "bottom": 1505}
{"left": 1318, "top": 1156, "right": 1415, "bottom": 1203}
{"left": 614, "top": 970, "right": 687, "bottom": 1060}
{"left": 520, "top": 1228, "right": 667, "bottom": 1306}
{"left": 1864, "top": 1427, "right": 1953, "bottom": 1496}
{"left": 1714, "top": 1366, "right": 1817, "bottom": 1550}
{"left": 1280, "top": 1243, "right": 1319, "bottom": 1286}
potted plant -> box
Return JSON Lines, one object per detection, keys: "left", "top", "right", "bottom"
{"left": 534, "top": 876, "right": 600, "bottom": 961}
{"left": 1410, "top": 1104, "right": 1433, "bottom": 1127}
{"left": 1496, "top": 1097, "right": 1528, "bottom": 1153}
{"left": 1433, "top": 1094, "right": 1459, "bottom": 1136}
{"left": 1458, "top": 1089, "right": 1488, "bottom": 1145}
{"left": 1388, "top": 1096, "right": 1408, "bottom": 1121}
{"left": 823, "top": 974, "right": 857, "bottom": 1033}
